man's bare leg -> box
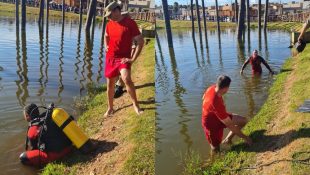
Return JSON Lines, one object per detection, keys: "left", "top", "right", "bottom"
{"left": 222, "top": 114, "right": 248, "bottom": 144}
{"left": 120, "top": 68, "right": 143, "bottom": 115}
{"left": 210, "top": 145, "right": 220, "bottom": 161}
{"left": 104, "top": 77, "right": 117, "bottom": 117}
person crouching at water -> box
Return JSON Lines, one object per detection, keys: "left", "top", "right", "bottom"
{"left": 19, "top": 103, "right": 72, "bottom": 166}
{"left": 202, "top": 75, "right": 252, "bottom": 153}
{"left": 240, "top": 50, "right": 274, "bottom": 75}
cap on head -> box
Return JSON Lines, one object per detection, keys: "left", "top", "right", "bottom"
{"left": 24, "top": 103, "right": 40, "bottom": 120}
{"left": 104, "top": 1, "right": 122, "bottom": 17}
{"left": 216, "top": 75, "right": 231, "bottom": 89}
{"left": 253, "top": 49, "right": 258, "bottom": 54}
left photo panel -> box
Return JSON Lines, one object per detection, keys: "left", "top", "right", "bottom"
{"left": 0, "top": 0, "right": 155, "bottom": 174}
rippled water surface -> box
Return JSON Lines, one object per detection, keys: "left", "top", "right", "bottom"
{"left": 155, "top": 28, "right": 292, "bottom": 175}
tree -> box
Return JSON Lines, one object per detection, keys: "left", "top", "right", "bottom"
{"left": 237, "top": 0, "right": 246, "bottom": 40}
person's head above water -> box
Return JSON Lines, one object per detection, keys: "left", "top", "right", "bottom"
{"left": 104, "top": 1, "right": 122, "bottom": 21}
{"left": 252, "top": 49, "right": 258, "bottom": 58}
{"left": 215, "top": 75, "right": 231, "bottom": 95}
{"left": 23, "top": 103, "right": 40, "bottom": 122}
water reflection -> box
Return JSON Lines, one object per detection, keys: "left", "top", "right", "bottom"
{"left": 168, "top": 48, "right": 193, "bottom": 148}
{"left": 57, "top": 24, "right": 65, "bottom": 104}
{"left": 19, "top": 30, "right": 29, "bottom": 106}
{"left": 242, "top": 75, "right": 262, "bottom": 117}
{"left": 44, "top": 21, "right": 50, "bottom": 104}
{"left": 15, "top": 27, "right": 22, "bottom": 106}
{"left": 97, "top": 44, "right": 104, "bottom": 83}
{"left": 264, "top": 31, "right": 269, "bottom": 61}
{"left": 38, "top": 26, "right": 45, "bottom": 104}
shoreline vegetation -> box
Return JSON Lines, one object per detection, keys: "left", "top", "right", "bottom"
{"left": 42, "top": 39, "right": 155, "bottom": 175}
{"left": 182, "top": 28, "right": 310, "bottom": 174}
{"left": 156, "top": 19, "right": 304, "bottom": 32}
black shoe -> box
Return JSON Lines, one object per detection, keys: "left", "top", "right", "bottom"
{"left": 114, "top": 85, "right": 124, "bottom": 98}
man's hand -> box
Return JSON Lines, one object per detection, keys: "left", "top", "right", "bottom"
{"left": 243, "top": 136, "right": 253, "bottom": 146}
{"left": 105, "top": 46, "right": 109, "bottom": 52}
{"left": 121, "top": 58, "right": 134, "bottom": 64}
{"left": 240, "top": 70, "right": 243, "bottom": 75}
{"left": 270, "top": 70, "right": 274, "bottom": 75}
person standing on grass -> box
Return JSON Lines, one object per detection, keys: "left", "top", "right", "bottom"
{"left": 202, "top": 75, "right": 252, "bottom": 153}
{"left": 103, "top": 1, "right": 144, "bottom": 116}
{"left": 240, "top": 50, "right": 274, "bottom": 75}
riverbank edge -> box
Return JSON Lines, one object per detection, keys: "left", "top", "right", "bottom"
{"left": 183, "top": 39, "right": 310, "bottom": 174}
{"left": 0, "top": 2, "right": 153, "bottom": 29}
{"left": 156, "top": 19, "right": 304, "bottom": 32}
{"left": 41, "top": 40, "right": 155, "bottom": 174}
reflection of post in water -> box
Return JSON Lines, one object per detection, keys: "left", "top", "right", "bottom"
{"left": 20, "top": 30, "right": 29, "bottom": 106}
{"left": 97, "top": 44, "right": 104, "bottom": 83}
{"left": 218, "top": 34, "right": 223, "bottom": 67}
{"left": 155, "top": 31, "right": 169, "bottom": 94}
{"left": 168, "top": 48, "right": 193, "bottom": 148}
{"left": 75, "top": 29, "right": 82, "bottom": 81}
{"left": 258, "top": 28, "right": 262, "bottom": 52}
{"left": 85, "top": 32, "right": 94, "bottom": 84}
{"left": 192, "top": 38, "right": 201, "bottom": 68}
{"left": 15, "top": 26, "right": 23, "bottom": 106}
{"left": 78, "top": 0, "right": 83, "bottom": 37}
{"left": 57, "top": 24, "right": 65, "bottom": 104}
{"left": 247, "top": 28, "right": 251, "bottom": 55}
{"left": 205, "top": 41, "right": 211, "bottom": 64}
{"left": 38, "top": 26, "right": 45, "bottom": 103}
{"left": 237, "top": 39, "right": 246, "bottom": 63}
{"left": 91, "top": 10, "right": 96, "bottom": 42}
{"left": 44, "top": 20, "right": 49, "bottom": 105}
{"left": 264, "top": 30, "right": 269, "bottom": 60}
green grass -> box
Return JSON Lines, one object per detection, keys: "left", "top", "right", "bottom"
{"left": 183, "top": 45, "right": 310, "bottom": 174}
{"left": 40, "top": 40, "right": 155, "bottom": 175}
{"left": 0, "top": 2, "right": 153, "bottom": 29}
{"left": 156, "top": 19, "right": 304, "bottom": 32}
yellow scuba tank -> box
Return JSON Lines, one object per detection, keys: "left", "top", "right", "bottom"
{"left": 50, "top": 106, "right": 93, "bottom": 154}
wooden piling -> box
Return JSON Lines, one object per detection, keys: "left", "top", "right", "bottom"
{"left": 21, "top": 0, "right": 26, "bottom": 30}
{"left": 38, "top": 0, "right": 44, "bottom": 26}
{"left": 15, "top": 0, "right": 19, "bottom": 27}
{"left": 85, "top": 0, "right": 97, "bottom": 33}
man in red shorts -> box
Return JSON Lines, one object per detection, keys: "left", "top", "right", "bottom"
{"left": 240, "top": 50, "right": 274, "bottom": 75}
{"left": 202, "top": 75, "right": 252, "bottom": 152}
{"left": 103, "top": 1, "right": 144, "bottom": 116}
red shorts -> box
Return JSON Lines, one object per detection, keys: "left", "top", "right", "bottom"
{"left": 202, "top": 114, "right": 233, "bottom": 147}
{"left": 20, "top": 147, "right": 72, "bottom": 166}
{"left": 105, "top": 57, "right": 131, "bottom": 78}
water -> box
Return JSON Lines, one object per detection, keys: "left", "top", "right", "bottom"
{"left": 155, "top": 28, "right": 292, "bottom": 175}
{"left": 0, "top": 15, "right": 106, "bottom": 174}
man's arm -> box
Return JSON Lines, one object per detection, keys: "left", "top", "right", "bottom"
{"left": 240, "top": 58, "right": 250, "bottom": 74}
{"left": 261, "top": 57, "right": 274, "bottom": 74}
{"left": 130, "top": 34, "right": 144, "bottom": 62}
{"left": 104, "top": 30, "right": 109, "bottom": 52}
{"left": 221, "top": 117, "right": 252, "bottom": 145}
{"left": 298, "top": 18, "right": 310, "bottom": 41}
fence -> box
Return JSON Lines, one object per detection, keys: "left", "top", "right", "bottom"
{"left": 130, "top": 12, "right": 155, "bottom": 23}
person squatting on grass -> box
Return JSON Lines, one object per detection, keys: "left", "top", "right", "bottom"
{"left": 103, "top": 1, "right": 144, "bottom": 116}
{"left": 295, "top": 17, "right": 310, "bottom": 52}
{"left": 202, "top": 75, "right": 252, "bottom": 153}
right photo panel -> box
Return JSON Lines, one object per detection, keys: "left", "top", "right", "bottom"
{"left": 155, "top": 0, "right": 310, "bottom": 174}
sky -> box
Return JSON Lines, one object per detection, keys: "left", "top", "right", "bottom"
{"left": 155, "top": 0, "right": 296, "bottom": 6}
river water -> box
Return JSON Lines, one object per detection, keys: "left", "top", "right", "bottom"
{"left": 0, "top": 15, "right": 105, "bottom": 174}
{"left": 155, "top": 28, "right": 292, "bottom": 175}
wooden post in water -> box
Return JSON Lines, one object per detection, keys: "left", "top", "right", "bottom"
{"left": 46, "top": 0, "right": 50, "bottom": 23}
{"left": 162, "top": 0, "right": 173, "bottom": 48}
{"left": 101, "top": 0, "right": 108, "bottom": 46}
{"left": 235, "top": 0, "right": 238, "bottom": 23}
{"left": 215, "top": 0, "right": 220, "bottom": 33}
{"left": 246, "top": 0, "right": 250, "bottom": 33}
{"left": 195, "top": 0, "right": 202, "bottom": 41}
{"left": 190, "top": 0, "right": 195, "bottom": 39}
{"left": 21, "top": 0, "right": 26, "bottom": 31}
{"left": 15, "top": 0, "right": 19, "bottom": 27}
{"left": 85, "top": 0, "right": 97, "bottom": 33}
{"left": 237, "top": 0, "right": 245, "bottom": 40}
{"left": 62, "top": 0, "right": 65, "bottom": 23}
{"left": 38, "top": 0, "right": 44, "bottom": 26}
{"left": 263, "top": 0, "right": 269, "bottom": 31}
{"left": 201, "top": 0, "right": 208, "bottom": 46}
{"left": 258, "top": 0, "right": 261, "bottom": 30}
{"left": 79, "top": 0, "right": 83, "bottom": 36}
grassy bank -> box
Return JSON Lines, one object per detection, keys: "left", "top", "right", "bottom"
{"left": 156, "top": 19, "right": 304, "bottom": 32}
{"left": 183, "top": 42, "right": 310, "bottom": 175}
{"left": 0, "top": 2, "right": 153, "bottom": 29}
{"left": 41, "top": 39, "right": 155, "bottom": 175}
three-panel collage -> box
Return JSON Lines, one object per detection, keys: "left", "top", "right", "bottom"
{"left": 1, "top": 0, "right": 310, "bottom": 174}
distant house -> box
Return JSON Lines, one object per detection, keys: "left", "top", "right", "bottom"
{"left": 282, "top": 1, "right": 303, "bottom": 14}
{"left": 128, "top": 0, "right": 153, "bottom": 12}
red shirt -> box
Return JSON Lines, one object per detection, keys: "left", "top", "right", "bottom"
{"left": 249, "top": 56, "right": 263, "bottom": 74}
{"left": 202, "top": 85, "right": 229, "bottom": 130}
{"left": 106, "top": 17, "right": 141, "bottom": 58}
